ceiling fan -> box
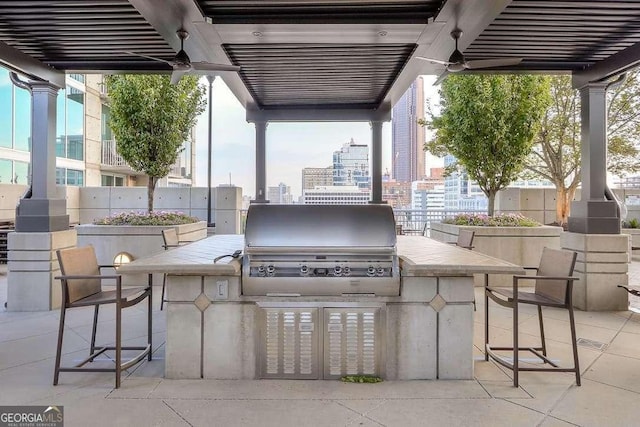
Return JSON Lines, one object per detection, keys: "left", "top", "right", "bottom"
{"left": 126, "top": 29, "right": 240, "bottom": 84}
{"left": 417, "top": 29, "right": 522, "bottom": 72}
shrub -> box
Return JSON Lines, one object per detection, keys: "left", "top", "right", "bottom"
{"left": 93, "top": 211, "right": 200, "bottom": 226}
{"left": 624, "top": 218, "right": 640, "bottom": 229}
{"left": 443, "top": 213, "right": 540, "bottom": 227}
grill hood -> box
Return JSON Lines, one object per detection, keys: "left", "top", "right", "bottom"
{"left": 244, "top": 204, "right": 397, "bottom": 251}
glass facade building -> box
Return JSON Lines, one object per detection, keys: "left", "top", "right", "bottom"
{"left": 391, "top": 77, "right": 425, "bottom": 183}
{"left": 332, "top": 138, "right": 370, "bottom": 189}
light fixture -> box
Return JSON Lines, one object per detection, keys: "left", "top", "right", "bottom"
{"left": 113, "top": 252, "right": 134, "bottom": 268}
{"left": 252, "top": 31, "right": 263, "bottom": 37}
{"left": 378, "top": 31, "right": 388, "bottom": 37}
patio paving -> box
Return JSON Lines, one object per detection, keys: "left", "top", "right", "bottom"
{"left": 0, "top": 262, "right": 639, "bottom": 426}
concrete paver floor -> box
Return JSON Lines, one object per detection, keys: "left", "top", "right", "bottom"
{"left": 0, "top": 263, "right": 639, "bottom": 426}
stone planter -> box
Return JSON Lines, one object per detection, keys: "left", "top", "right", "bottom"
{"left": 622, "top": 228, "right": 640, "bottom": 261}
{"left": 76, "top": 221, "right": 207, "bottom": 285}
{"left": 430, "top": 222, "right": 563, "bottom": 286}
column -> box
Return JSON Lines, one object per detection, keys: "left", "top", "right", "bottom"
{"left": 567, "top": 82, "right": 619, "bottom": 234}
{"left": 254, "top": 120, "right": 268, "bottom": 203}
{"left": 370, "top": 120, "right": 383, "bottom": 204}
{"left": 14, "top": 81, "right": 69, "bottom": 232}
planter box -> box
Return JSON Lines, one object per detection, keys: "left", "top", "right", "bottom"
{"left": 76, "top": 221, "right": 207, "bottom": 285}
{"left": 622, "top": 228, "right": 640, "bottom": 262}
{"left": 430, "top": 222, "right": 563, "bottom": 286}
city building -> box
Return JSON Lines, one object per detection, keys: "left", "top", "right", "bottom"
{"left": 301, "top": 166, "right": 333, "bottom": 190}
{"left": 411, "top": 181, "right": 445, "bottom": 211}
{"left": 302, "top": 186, "right": 370, "bottom": 205}
{"left": 332, "top": 138, "right": 370, "bottom": 189}
{"left": 267, "top": 182, "right": 294, "bottom": 204}
{"left": 0, "top": 68, "right": 195, "bottom": 190}
{"left": 382, "top": 180, "right": 412, "bottom": 208}
{"left": 443, "top": 154, "right": 487, "bottom": 211}
{"left": 392, "top": 77, "right": 425, "bottom": 183}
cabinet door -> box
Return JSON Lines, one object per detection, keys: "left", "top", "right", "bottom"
{"left": 259, "top": 307, "right": 319, "bottom": 379}
{"left": 323, "top": 307, "right": 381, "bottom": 379}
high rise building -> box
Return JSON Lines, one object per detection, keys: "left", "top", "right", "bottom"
{"left": 392, "top": 77, "right": 425, "bottom": 182}
{"left": 382, "top": 180, "right": 411, "bottom": 208}
{"left": 411, "top": 181, "right": 445, "bottom": 211}
{"left": 301, "top": 166, "right": 333, "bottom": 190}
{"left": 268, "top": 182, "right": 294, "bottom": 204}
{"left": 303, "top": 186, "right": 370, "bottom": 205}
{"left": 0, "top": 69, "right": 195, "bottom": 190}
{"left": 443, "top": 154, "right": 487, "bottom": 211}
{"left": 332, "top": 138, "right": 369, "bottom": 189}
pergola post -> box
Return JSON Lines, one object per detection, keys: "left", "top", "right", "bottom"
{"left": 563, "top": 81, "right": 628, "bottom": 311}
{"left": 567, "top": 82, "right": 619, "bottom": 234}
{"left": 254, "top": 120, "right": 268, "bottom": 203}
{"left": 370, "top": 120, "right": 383, "bottom": 204}
{"left": 8, "top": 79, "right": 75, "bottom": 311}
{"left": 14, "top": 80, "right": 69, "bottom": 232}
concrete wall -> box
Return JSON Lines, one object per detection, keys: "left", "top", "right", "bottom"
{"left": 496, "top": 187, "right": 640, "bottom": 224}
{"left": 0, "top": 184, "right": 242, "bottom": 228}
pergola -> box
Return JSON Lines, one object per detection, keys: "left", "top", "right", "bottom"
{"left": 2, "top": 0, "right": 640, "bottom": 234}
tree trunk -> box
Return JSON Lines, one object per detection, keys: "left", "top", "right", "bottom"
{"left": 555, "top": 185, "right": 577, "bottom": 225}
{"left": 556, "top": 186, "right": 568, "bottom": 225}
{"left": 487, "top": 191, "right": 496, "bottom": 216}
{"left": 147, "top": 176, "right": 157, "bottom": 213}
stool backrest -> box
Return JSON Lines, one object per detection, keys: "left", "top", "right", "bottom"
{"left": 57, "top": 245, "right": 101, "bottom": 304}
{"left": 535, "top": 247, "right": 577, "bottom": 303}
{"left": 162, "top": 228, "right": 179, "bottom": 248}
{"left": 457, "top": 230, "right": 475, "bottom": 249}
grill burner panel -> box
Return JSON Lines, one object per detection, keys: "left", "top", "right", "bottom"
{"left": 242, "top": 205, "right": 400, "bottom": 296}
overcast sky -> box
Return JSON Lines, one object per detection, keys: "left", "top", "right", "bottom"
{"left": 193, "top": 76, "right": 440, "bottom": 199}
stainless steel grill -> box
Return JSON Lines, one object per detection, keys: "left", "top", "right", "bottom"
{"left": 242, "top": 204, "right": 400, "bottom": 296}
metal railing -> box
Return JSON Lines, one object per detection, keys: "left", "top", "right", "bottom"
{"left": 393, "top": 209, "right": 486, "bottom": 236}
{"left": 101, "top": 139, "right": 127, "bottom": 167}
{"left": 238, "top": 207, "right": 486, "bottom": 235}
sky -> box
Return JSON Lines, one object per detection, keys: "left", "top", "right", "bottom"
{"left": 193, "top": 76, "right": 441, "bottom": 199}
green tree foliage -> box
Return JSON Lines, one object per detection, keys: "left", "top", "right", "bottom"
{"left": 105, "top": 75, "right": 205, "bottom": 212}
{"left": 524, "top": 72, "right": 640, "bottom": 225}
{"left": 421, "top": 75, "right": 550, "bottom": 215}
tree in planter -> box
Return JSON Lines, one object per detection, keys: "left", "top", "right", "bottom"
{"left": 105, "top": 74, "right": 206, "bottom": 212}
{"left": 421, "top": 74, "right": 550, "bottom": 215}
{"left": 524, "top": 73, "right": 640, "bottom": 225}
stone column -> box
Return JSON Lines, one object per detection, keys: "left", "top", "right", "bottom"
{"left": 254, "top": 120, "right": 268, "bottom": 203}
{"left": 214, "top": 185, "right": 243, "bottom": 234}
{"left": 568, "top": 82, "right": 619, "bottom": 234}
{"left": 370, "top": 120, "right": 383, "bottom": 203}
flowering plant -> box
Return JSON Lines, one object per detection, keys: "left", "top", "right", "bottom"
{"left": 443, "top": 213, "right": 540, "bottom": 227}
{"left": 93, "top": 211, "right": 200, "bottom": 226}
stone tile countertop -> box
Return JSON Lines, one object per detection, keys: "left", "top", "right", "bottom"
{"left": 117, "top": 234, "right": 523, "bottom": 277}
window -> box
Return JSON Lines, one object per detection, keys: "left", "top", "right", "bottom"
{"left": 56, "top": 168, "right": 84, "bottom": 186}
{"left": 101, "top": 173, "right": 124, "bottom": 187}
{"left": 66, "top": 169, "right": 83, "bottom": 186}
{"left": 54, "top": 86, "right": 84, "bottom": 160}
{"left": 0, "top": 159, "right": 11, "bottom": 183}
{"left": 69, "top": 74, "right": 85, "bottom": 83}
{"left": 101, "top": 104, "right": 112, "bottom": 141}
{"left": 0, "top": 68, "right": 12, "bottom": 148}
{"left": 13, "top": 85, "right": 31, "bottom": 152}
{"left": 14, "top": 161, "right": 28, "bottom": 185}
{"left": 65, "top": 87, "right": 84, "bottom": 160}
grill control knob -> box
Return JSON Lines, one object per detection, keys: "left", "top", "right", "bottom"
{"left": 257, "top": 265, "right": 266, "bottom": 277}
{"left": 367, "top": 266, "right": 376, "bottom": 277}
{"left": 266, "top": 265, "right": 275, "bottom": 277}
{"left": 376, "top": 267, "right": 385, "bottom": 277}
{"left": 343, "top": 266, "right": 351, "bottom": 276}
{"left": 300, "top": 265, "right": 309, "bottom": 275}
{"left": 334, "top": 266, "right": 343, "bottom": 276}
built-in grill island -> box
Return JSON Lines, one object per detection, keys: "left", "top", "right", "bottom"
{"left": 118, "top": 204, "right": 524, "bottom": 382}
{"left": 243, "top": 204, "right": 399, "bottom": 297}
